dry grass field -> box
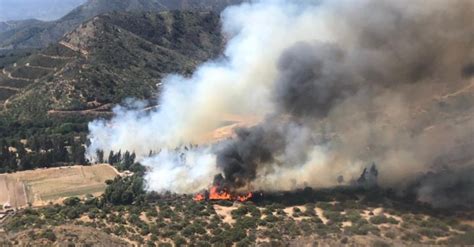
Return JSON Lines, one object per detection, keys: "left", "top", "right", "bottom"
{"left": 0, "top": 175, "right": 27, "bottom": 208}
{"left": 0, "top": 164, "right": 118, "bottom": 208}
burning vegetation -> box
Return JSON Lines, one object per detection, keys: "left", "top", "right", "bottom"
{"left": 193, "top": 186, "right": 253, "bottom": 202}
{"left": 87, "top": 0, "right": 474, "bottom": 208}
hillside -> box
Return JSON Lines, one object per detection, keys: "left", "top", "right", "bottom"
{"left": 0, "top": 11, "right": 223, "bottom": 122}
{"left": 0, "top": 0, "right": 243, "bottom": 49}
{"left": 1, "top": 185, "right": 474, "bottom": 246}
{"left": 0, "top": 20, "right": 45, "bottom": 33}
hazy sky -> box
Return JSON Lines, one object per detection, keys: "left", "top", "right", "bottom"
{"left": 0, "top": 0, "right": 86, "bottom": 21}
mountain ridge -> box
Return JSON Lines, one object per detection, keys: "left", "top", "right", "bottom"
{"left": 0, "top": 10, "right": 224, "bottom": 122}
{"left": 0, "top": 0, "right": 243, "bottom": 49}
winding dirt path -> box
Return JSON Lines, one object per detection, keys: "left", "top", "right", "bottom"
{"left": 315, "top": 207, "right": 329, "bottom": 224}
{"left": 47, "top": 103, "right": 114, "bottom": 116}
{"left": 1, "top": 68, "right": 34, "bottom": 82}
{"left": 59, "top": 41, "right": 89, "bottom": 56}
{"left": 25, "top": 63, "right": 56, "bottom": 71}
{"left": 0, "top": 86, "right": 19, "bottom": 91}
{"left": 37, "top": 53, "right": 75, "bottom": 60}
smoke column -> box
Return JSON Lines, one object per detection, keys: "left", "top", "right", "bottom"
{"left": 87, "top": 0, "right": 474, "bottom": 207}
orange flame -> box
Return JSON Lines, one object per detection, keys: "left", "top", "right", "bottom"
{"left": 193, "top": 186, "right": 253, "bottom": 202}
{"left": 236, "top": 192, "right": 253, "bottom": 202}
{"left": 209, "top": 186, "right": 232, "bottom": 200}
{"left": 193, "top": 193, "right": 205, "bottom": 201}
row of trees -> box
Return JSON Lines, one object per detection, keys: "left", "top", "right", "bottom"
{"left": 0, "top": 135, "right": 87, "bottom": 173}
{"left": 95, "top": 149, "right": 146, "bottom": 175}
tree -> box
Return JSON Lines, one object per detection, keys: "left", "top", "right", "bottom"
{"left": 104, "top": 175, "right": 145, "bottom": 205}
{"left": 71, "top": 140, "right": 86, "bottom": 164}
{"left": 108, "top": 151, "right": 115, "bottom": 164}
{"left": 96, "top": 149, "right": 104, "bottom": 163}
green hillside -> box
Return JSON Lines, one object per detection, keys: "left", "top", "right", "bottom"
{"left": 0, "top": 11, "right": 223, "bottom": 123}
{"left": 0, "top": 0, "right": 242, "bottom": 49}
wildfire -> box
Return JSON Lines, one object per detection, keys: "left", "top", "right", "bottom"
{"left": 193, "top": 186, "right": 253, "bottom": 202}
{"left": 235, "top": 192, "right": 253, "bottom": 202}
{"left": 209, "top": 186, "right": 232, "bottom": 200}
{"left": 194, "top": 193, "right": 205, "bottom": 201}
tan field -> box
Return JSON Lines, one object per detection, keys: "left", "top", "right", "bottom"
{"left": 0, "top": 164, "right": 118, "bottom": 208}
{"left": 0, "top": 175, "right": 27, "bottom": 208}
{"left": 199, "top": 114, "right": 262, "bottom": 144}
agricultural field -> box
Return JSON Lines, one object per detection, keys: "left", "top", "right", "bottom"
{"left": 0, "top": 175, "right": 27, "bottom": 208}
{"left": 0, "top": 164, "right": 118, "bottom": 208}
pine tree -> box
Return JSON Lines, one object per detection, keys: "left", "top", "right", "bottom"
{"left": 108, "top": 151, "right": 114, "bottom": 164}
{"left": 96, "top": 149, "right": 104, "bottom": 163}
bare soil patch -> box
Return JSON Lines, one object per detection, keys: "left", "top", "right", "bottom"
{"left": 0, "top": 164, "right": 118, "bottom": 208}
{"left": 214, "top": 204, "right": 238, "bottom": 224}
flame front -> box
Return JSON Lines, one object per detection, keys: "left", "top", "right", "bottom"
{"left": 193, "top": 193, "right": 205, "bottom": 201}
{"left": 193, "top": 186, "right": 253, "bottom": 202}
{"left": 236, "top": 192, "right": 253, "bottom": 202}
{"left": 209, "top": 186, "right": 232, "bottom": 200}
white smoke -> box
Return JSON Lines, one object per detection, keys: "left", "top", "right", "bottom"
{"left": 142, "top": 148, "right": 216, "bottom": 193}
{"left": 87, "top": 0, "right": 474, "bottom": 202}
{"left": 87, "top": 0, "right": 338, "bottom": 192}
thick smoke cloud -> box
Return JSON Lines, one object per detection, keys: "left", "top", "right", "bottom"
{"left": 87, "top": 0, "right": 474, "bottom": 207}
{"left": 215, "top": 120, "right": 316, "bottom": 190}
{"left": 275, "top": 42, "right": 353, "bottom": 118}
{"left": 414, "top": 167, "right": 474, "bottom": 208}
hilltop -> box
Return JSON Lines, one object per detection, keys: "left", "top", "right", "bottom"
{"left": 0, "top": 0, "right": 242, "bottom": 49}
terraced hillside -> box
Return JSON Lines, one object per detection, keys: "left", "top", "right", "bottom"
{"left": 0, "top": 0, "right": 242, "bottom": 49}
{"left": 1, "top": 11, "right": 223, "bottom": 121}
{"left": 0, "top": 44, "right": 78, "bottom": 109}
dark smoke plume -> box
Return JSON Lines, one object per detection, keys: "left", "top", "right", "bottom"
{"left": 275, "top": 42, "right": 354, "bottom": 119}
{"left": 214, "top": 0, "right": 474, "bottom": 207}
{"left": 87, "top": 0, "right": 474, "bottom": 207}
{"left": 413, "top": 166, "right": 474, "bottom": 208}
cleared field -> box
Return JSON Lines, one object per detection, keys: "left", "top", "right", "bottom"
{"left": 0, "top": 175, "right": 27, "bottom": 208}
{"left": 0, "top": 164, "right": 118, "bottom": 208}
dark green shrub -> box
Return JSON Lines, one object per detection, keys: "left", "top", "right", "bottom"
{"left": 173, "top": 236, "right": 187, "bottom": 246}
{"left": 345, "top": 210, "right": 362, "bottom": 222}
{"left": 369, "top": 215, "right": 399, "bottom": 225}
{"left": 401, "top": 232, "right": 421, "bottom": 242}
{"left": 235, "top": 216, "right": 257, "bottom": 229}
{"left": 447, "top": 231, "right": 474, "bottom": 245}
{"left": 40, "top": 229, "right": 57, "bottom": 242}
{"left": 324, "top": 210, "right": 345, "bottom": 223}
{"left": 344, "top": 219, "right": 378, "bottom": 235}
{"left": 231, "top": 206, "right": 249, "bottom": 219}
{"left": 264, "top": 214, "right": 279, "bottom": 223}
{"left": 417, "top": 227, "right": 447, "bottom": 239}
